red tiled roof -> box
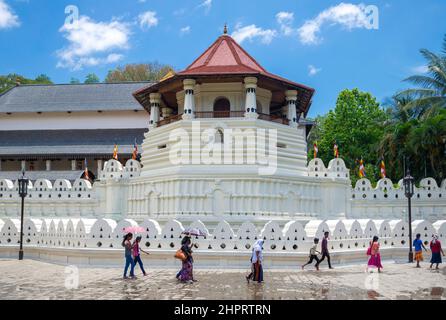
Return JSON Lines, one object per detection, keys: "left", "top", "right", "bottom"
{"left": 179, "top": 35, "right": 267, "bottom": 76}
{"left": 177, "top": 34, "right": 315, "bottom": 92}
{"left": 133, "top": 34, "right": 315, "bottom": 115}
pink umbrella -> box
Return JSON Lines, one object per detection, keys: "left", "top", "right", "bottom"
{"left": 123, "top": 226, "right": 146, "bottom": 234}
{"left": 182, "top": 228, "right": 206, "bottom": 237}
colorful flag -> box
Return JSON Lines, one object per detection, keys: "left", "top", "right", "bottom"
{"left": 132, "top": 139, "right": 139, "bottom": 161}
{"left": 113, "top": 144, "right": 119, "bottom": 160}
{"left": 334, "top": 143, "right": 339, "bottom": 158}
{"left": 84, "top": 158, "right": 90, "bottom": 181}
{"left": 380, "top": 160, "right": 387, "bottom": 179}
{"left": 313, "top": 142, "right": 319, "bottom": 159}
{"left": 359, "top": 158, "right": 366, "bottom": 178}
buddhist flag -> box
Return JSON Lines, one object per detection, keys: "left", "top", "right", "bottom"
{"left": 84, "top": 158, "right": 90, "bottom": 181}
{"left": 359, "top": 158, "right": 366, "bottom": 178}
{"left": 113, "top": 143, "right": 119, "bottom": 160}
{"left": 313, "top": 142, "right": 319, "bottom": 159}
{"left": 334, "top": 142, "right": 339, "bottom": 158}
{"left": 380, "top": 160, "right": 387, "bottom": 179}
{"left": 132, "top": 139, "right": 139, "bottom": 161}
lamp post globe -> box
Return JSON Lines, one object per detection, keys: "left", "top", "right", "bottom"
{"left": 403, "top": 169, "right": 415, "bottom": 263}
{"left": 18, "top": 170, "right": 29, "bottom": 261}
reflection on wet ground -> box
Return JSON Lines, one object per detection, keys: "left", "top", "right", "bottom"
{"left": 0, "top": 259, "right": 445, "bottom": 300}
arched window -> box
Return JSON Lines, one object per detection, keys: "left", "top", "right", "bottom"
{"left": 213, "top": 98, "right": 230, "bottom": 118}
{"left": 215, "top": 129, "right": 224, "bottom": 144}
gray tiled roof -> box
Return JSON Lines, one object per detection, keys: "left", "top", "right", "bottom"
{"left": 0, "top": 129, "right": 147, "bottom": 156}
{"left": 0, "top": 82, "right": 153, "bottom": 113}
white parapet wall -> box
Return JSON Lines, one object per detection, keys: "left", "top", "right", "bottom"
{"left": 0, "top": 157, "right": 445, "bottom": 223}
{"left": 0, "top": 218, "right": 443, "bottom": 267}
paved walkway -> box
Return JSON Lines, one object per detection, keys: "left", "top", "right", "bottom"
{"left": 0, "top": 259, "right": 445, "bottom": 300}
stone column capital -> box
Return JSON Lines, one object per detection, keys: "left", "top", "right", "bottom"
{"left": 183, "top": 79, "right": 196, "bottom": 89}
{"left": 149, "top": 92, "right": 162, "bottom": 104}
{"left": 244, "top": 77, "right": 258, "bottom": 88}
{"left": 285, "top": 90, "right": 298, "bottom": 101}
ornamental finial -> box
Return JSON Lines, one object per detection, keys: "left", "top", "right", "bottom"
{"left": 223, "top": 23, "right": 228, "bottom": 35}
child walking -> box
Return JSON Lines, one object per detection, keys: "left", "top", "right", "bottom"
{"left": 302, "top": 238, "right": 321, "bottom": 271}
{"left": 133, "top": 236, "right": 149, "bottom": 276}
{"left": 413, "top": 233, "right": 427, "bottom": 268}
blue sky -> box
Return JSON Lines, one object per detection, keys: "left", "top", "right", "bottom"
{"left": 0, "top": 0, "right": 445, "bottom": 117}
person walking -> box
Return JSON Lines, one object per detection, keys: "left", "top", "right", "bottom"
{"left": 429, "top": 234, "right": 445, "bottom": 270}
{"left": 133, "top": 236, "right": 149, "bottom": 276}
{"left": 122, "top": 233, "right": 136, "bottom": 280}
{"left": 367, "top": 236, "right": 383, "bottom": 273}
{"left": 177, "top": 236, "right": 196, "bottom": 283}
{"left": 317, "top": 231, "right": 333, "bottom": 269}
{"left": 413, "top": 233, "right": 427, "bottom": 268}
{"left": 302, "top": 238, "right": 321, "bottom": 271}
{"left": 246, "top": 239, "right": 264, "bottom": 283}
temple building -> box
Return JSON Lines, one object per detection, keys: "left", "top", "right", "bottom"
{"left": 0, "top": 82, "right": 150, "bottom": 181}
{"left": 0, "top": 30, "right": 445, "bottom": 267}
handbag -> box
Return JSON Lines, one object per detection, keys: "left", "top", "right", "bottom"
{"left": 175, "top": 249, "right": 187, "bottom": 261}
{"left": 366, "top": 246, "right": 372, "bottom": 256}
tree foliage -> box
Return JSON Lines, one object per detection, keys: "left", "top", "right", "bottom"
{"left": 84, "top": 73, "right": 100, "bottom": 84}
{"left": 308, "top": 88, "right": 387, "bottom": 186}
{"left": 105, "top": 63, "right": 174, "bottom": 83}
{"left": 0, "top": 73, "right": 53, "bottom": 94}
{"left": 396, "top": 34, "right": 446, "bottom": 119}
{"left": 308, "top": 35, "right": 446, "bottom": 185}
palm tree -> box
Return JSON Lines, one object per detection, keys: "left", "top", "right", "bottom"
{"left": 397, "top": 34, "right": 446, "bottom": 119}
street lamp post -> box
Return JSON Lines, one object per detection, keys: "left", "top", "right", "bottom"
{"left": 18, "top": 170, "right": 29, "bottom": 261}
{"left": 403, "top": 169, "right": 415, "bottom": 263}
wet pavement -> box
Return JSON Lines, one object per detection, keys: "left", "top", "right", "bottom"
{"left": 0, "top": 259, "right": 445, "bottom": 300}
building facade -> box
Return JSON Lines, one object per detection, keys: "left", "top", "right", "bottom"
{"left": 0, "top": 82, "right": 150, "bottom": 181}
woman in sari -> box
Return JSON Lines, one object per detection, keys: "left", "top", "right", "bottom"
{"left": 177, "top": 236, "right": 195, "bottom": 283}
{"left": 246, "top": 240, "right": 264, "bottom": 283}
{"left": 430, "top": 234, "right": 445, "bottom": 270}
{"left": 367, "top": 236, "right": 383, "bottom": 273}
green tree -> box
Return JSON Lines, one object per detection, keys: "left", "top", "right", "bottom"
{"left": 84, "top": 73, "right": 100, "bottom": 84}
{"left": 105, "top": 63, "right": 174, "bottom": 83}
{"left": 308, "top": 88, "right": 387, "bottom": 185}
{"left": 34, "top": 74, "right": 52, "bottom": 84}
{"left": 396, "top": 34, "right": 446, "bottom": 119}
{"left": 70, "top": 78, "right": 80, "bottom": 84}
{"left": 0, "top": 73, "right": 53, "bottom": 94}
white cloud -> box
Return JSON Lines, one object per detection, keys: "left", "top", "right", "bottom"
{"left": 231, "top": 24, "right": 277, "bottom": 45}
{"left": 138, "top": 11, "right": 158, "bottom": 29}
{"left": 276, "top": 11, "right": 295, "bottom": 36}
{"left": 308, "top": 65, "right": 322, "bottom": 76}
{"left": 298, "top": 3, "right": 372, "bottom": 45}
{"left": 180, "top": 26, "right": 191, "bottom": 35}
{"left": 0, "top": 0, "right": 20, "bottom": 29}
{"left": 411, "top": 65, "right": 429, "bottom": 74}
{"left": 57, "top": 16, "right": 130, "bottom": 70}
{"left": 198, "top": 0, "right": 212, "bottom": 13}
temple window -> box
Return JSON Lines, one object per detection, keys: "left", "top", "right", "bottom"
{"left": 215, "top": 129, "right": 224, "bottom": 144}
{"left": 214, "top": 97, "right": 230, "bottom": 118}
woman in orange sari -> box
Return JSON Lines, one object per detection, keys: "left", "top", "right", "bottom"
{"left": 367, "top": 236, "right": 383, "bottom": 273}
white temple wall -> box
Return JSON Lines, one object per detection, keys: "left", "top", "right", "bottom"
{"left": 0, "top": 157, "right": 445, "bottom": 223}
{"left": 140, "top": 118, "right": 309, "bottom": 177}
{"left": 0, "top": 111, "right": 148, "bottom": 131}
{"left": 2, "top": 217, "right": 443, "bottom": 267}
